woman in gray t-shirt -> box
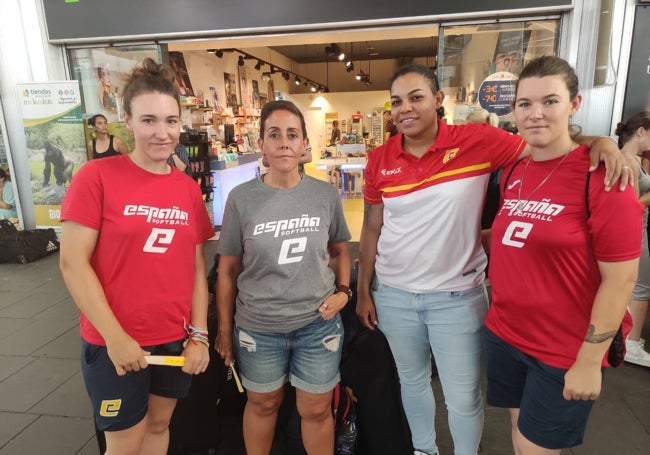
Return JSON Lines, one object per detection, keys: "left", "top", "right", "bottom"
{"left": 216, "top": 100, "right": 351, "bottom": 454}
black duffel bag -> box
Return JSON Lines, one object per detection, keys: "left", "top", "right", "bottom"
{"left": 0, "top": 220, "right": 60, "bottom": 263}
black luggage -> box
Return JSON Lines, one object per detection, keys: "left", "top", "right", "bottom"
{"left": 168, "top": 256, "right": 247, "bottom": 454}
{"left": 340, "top": 261, "right": 413, "bottom": 455}
{"left": 0, "top": 220, "right": 60, "bottom": 263}
{"left": 167, "top": 304, "right": 222, "bottom": 455}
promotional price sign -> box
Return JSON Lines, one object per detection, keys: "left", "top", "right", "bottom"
{"left": 478, "top": 72, "right": 518, "bottom": 117}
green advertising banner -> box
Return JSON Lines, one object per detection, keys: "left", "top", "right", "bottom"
{"left": 18, "top": 81, "right": 86, "bottom": 228}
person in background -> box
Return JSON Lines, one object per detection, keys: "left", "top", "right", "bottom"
{"left": 168, "top": 142, "right": 191, "bottom": 176}
{"left": 330, "top": 120, "right": 341, "bottom": 145}
{"left": 262, "top": 139, "right": 312, "bottom": 173}
{"left": 485, "top": 56, "right": 642, "bottom": 455}
{"left": 356, "top": 63, "right": 630, "bottom": 455}
{"left": 383, "top": 109, "right": 399, "bottom": 142}
{"left": 466, "top": 108, "right": 499, "bottom": 127}
{"left": 299, "top": 140, "right": 313, "bottom": 173}
{"left": 616, "top": 111, "right": 650, "bottom": 367}
{"left": 0, "top": 168, "right": 17, "bottom": 220}
{"left": 216, "top": 100, "right": 351, "bottom": 455}
{"left": 87, "top": 114, "right": 129, "bottom": 159}
{"left": 60, "top": 58, "right": 215, "bottom": 454}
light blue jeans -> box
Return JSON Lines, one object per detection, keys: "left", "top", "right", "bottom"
{"left": 372, "top": 278, "right": 487, "bottom": 455}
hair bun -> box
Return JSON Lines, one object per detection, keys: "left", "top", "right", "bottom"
{"left": 614, "top": 122, "right": 625, "bottom": 137}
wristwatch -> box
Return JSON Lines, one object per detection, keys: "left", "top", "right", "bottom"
{"left": 336, "top": 284, "right": 353, "bottom": 301}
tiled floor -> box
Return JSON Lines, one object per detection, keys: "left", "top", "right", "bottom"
{"left": 0, "top": 245, "right": 648, "bottom": 454}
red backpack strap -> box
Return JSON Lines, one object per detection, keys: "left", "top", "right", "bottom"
{"left": 332, "top": 383, "right": 341, "bottom": 427}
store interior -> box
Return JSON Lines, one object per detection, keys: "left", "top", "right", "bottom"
{"left": 71, "top": 20, "right": 558, "bottom": 240}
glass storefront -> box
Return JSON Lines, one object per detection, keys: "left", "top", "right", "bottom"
{"left": 62, "top": 19, "right": 563, "bottom": 238}
{"left": 439, "top": 19, "right": 560, "bottom": 128}
{"left": 68, "top": 45, "right": 160, "bottom": 154}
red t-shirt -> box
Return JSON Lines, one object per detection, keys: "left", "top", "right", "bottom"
{"left": 61, "top": 155, "right": 215, "bottom": 346}
{"left": 486, "top": 146, "right": 642, "bottom": 368}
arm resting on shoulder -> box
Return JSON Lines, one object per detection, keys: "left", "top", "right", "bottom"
{"left": 59, "top": 221, "right": 148, "bottom": 375}
{"left": 563, "top": 258, "right": 639, "bottom": 401}
{"left": 519, "top": 136, "right": 631, "bottom": 191}
{"left": 581, "top": 136, "right": 632, "bottom": 191}
{"left": 356, "top": 202, "right": 383, "bottom": 330}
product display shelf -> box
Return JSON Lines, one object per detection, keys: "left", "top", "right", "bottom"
{"left": 180, "top": 131, "right": 215, "bottom": 201}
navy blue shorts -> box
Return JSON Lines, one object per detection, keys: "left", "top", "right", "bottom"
{"left": 81, "top": 338, "right": 191, "bottom": 431}
{"left": 485, "top": 328, "right": 599, "bottom": 449}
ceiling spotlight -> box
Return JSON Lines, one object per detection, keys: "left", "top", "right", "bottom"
{"left": 254, "top": 60, "right": 263, "bottom": 70}
{"left": 310, "top": 84, "right": 317, "bottom": 92}
{"left": 326, "top": 43, "right": 345, "bottom": 61}
{"left": 269, "top": 66, "right": 277, "bottom": 74}
{"left": 215, "top": 49, "right": 224, "bottom": 58}
{"left": 238, "top": 55, "right": 245, "bottom": 66}
{"left": 294, "top": 76, "right": 301, "bottom": 85}
{"left": 355, "top": 73, "right": 362, "bottom": 81}
{"left": 345, "top": 62, "right": 354, "bottom": 73}
{"left": 282, "top": 71, "right": 290, "bottom": 81}
{"left": 261, "top": 72, "right": 271, "bottom": 82}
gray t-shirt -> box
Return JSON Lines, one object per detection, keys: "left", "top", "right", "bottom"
{"left": 217, "top": 175, "right": 351, "bottom": 333}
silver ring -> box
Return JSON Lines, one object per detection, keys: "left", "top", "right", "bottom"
{"left": 323, "top": 304, "right": 328, "bottom": 309}
{"left": 623, "top": 165, "right": 629, "bottom": 169}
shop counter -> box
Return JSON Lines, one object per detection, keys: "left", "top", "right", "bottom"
{"left": 312, "top": 158, "right": 366, "bottom": 196}
{"left": 337, "top": 143, "right": 366, "bottom": 156}
{"left": 211, "top": 152, "right": 262, "bottom": 226}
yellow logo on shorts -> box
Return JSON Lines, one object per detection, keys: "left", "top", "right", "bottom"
{"left": 99, "top": 399, "right": 122, "bottom": 417}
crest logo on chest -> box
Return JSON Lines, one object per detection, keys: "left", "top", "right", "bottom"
{"left": 443, "top": 148, "right": 460, "bottom": 163}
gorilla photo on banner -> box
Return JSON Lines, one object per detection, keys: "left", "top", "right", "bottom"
{"left": 43, "top": 140, "right": 74, "bottom": 186}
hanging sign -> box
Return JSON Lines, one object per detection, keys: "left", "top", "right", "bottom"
{"left": 18, "top": 81, "right": 86, "bottom": 229}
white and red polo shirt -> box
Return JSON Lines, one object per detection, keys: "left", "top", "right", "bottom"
{"left": 364, "top": 120, "right": 525, "bottom": 292}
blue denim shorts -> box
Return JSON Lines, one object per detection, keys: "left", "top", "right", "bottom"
{"left": 233, "top": 314, "right": 343, "bottom": 394}
{"left": 81, "top": 338, "right": 191, "bottom": 431}
{"left": 485, "top": 328, "right": 597, "bottom": 449}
